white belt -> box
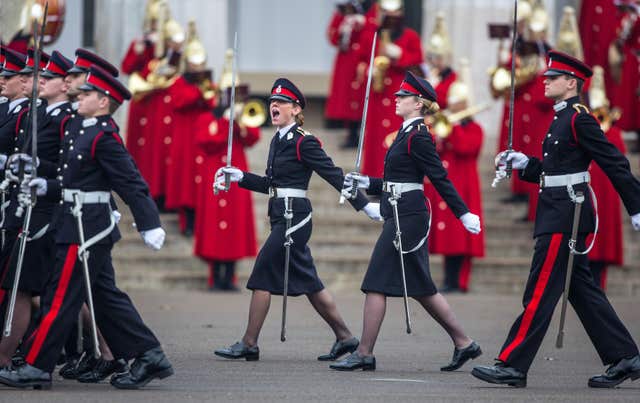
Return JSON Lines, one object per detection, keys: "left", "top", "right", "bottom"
{"left": 63, "top": 189, "right": 111, "bottom": 204}
{"left": 540, "top": 172, "right": 590, "bottom": 188}
{"left": 382, "top": 181, "right": 424, "bottom": 195}
{"left": 269, "top": 187, "right": 307, "bottom": 198}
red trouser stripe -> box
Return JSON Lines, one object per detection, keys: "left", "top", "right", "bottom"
{"left": 26, "top": 245, "right": 79, "bottom": 364}
{"left": 498, "top": 233, "right": 563, "bottom": 362}
{"left": 0, "top": 257, "right": 12, "bottom": 303}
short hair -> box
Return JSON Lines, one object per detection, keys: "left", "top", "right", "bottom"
{"left": 96, "top": 91, "right": 120, "bottom": 114}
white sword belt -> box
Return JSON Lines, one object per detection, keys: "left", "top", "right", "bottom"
{"left": 382, "top": 181, "right": 424, "bottom": 196}
{"left": 269, "top": 187, "right": 307, "bottom": 198}
{"left": 539, "top": 171, "right": 590, "bottom": 189}
{"left": 63, "top": 189, "right": 111, "bottom": 204}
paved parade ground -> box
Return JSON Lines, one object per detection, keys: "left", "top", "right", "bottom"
{"left": 1, "top": 289, "right": 639, "bottom": 402}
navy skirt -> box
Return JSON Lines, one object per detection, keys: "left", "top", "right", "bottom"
{"left": 1, "top": 229, "right": 54, "bottom": 295}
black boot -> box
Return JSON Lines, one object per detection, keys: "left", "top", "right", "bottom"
{"left": 183, "top": 208, "right": 195, "bottom": 237}
{"left": 110, "top": 346, "right": 173, "bottom": 389}
{"left": 441, "top": 256, "right": 463, "bottom": 293}
{"left": 220, "top": 261, "right": 239, "bottom": 292}
{"left": 77, "top": 358, "right": 128, "bottom": 383}
{"left": 317, "top": 337, "right": 359, "bottom": 361}
{"left": 340, "top": 122, "right": 360, "bottom": 149}
{"left": 588, "top": 355, "right": 640, "bottom": 388}
{"left": 440, "top": 341, "right": 482, "bottom": 371}
{"left": 471, "top": 362, "right": 527, "bottom": 387}
{"left": 329, "top": 352, "right": 376, "bottom": 371}
{"left": 0, "top": 364, "right": 52, "bottom": 389}
{"left": 214, "top": 341, "right": 259, "bottom": 361}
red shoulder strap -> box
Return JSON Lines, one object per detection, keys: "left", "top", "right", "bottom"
{"left": 60, "top": 115, "right": 72, "bottom": 139}
{"left": 91, "top": 131, "right": 123, "bottom": 158}
{"left": 15, "top": 108, "right": 29, "bottom": 137}
{"left": 570, "top": 112, "right": 579, "bottom": 145}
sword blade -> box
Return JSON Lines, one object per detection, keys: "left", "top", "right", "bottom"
{"left": 506, "top": 0, "right": 517, "bottom": 178}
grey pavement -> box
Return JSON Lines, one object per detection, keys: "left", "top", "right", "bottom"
{"left": 1, "top": 289, "right": 639, "bottom": 402}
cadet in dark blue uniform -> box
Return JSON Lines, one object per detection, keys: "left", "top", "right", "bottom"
{"left": 0, "top": 65, "right": 173, "bottom": 390}
{"left": 0, "top": 46, "right": 9, "bottom": 118}
{"left": 473, "top": 51, "right": 640, "bottom": 388}
{"left": 330, "top": 72, "right": 482, "bottom": 372}
{"left": 213, "top": 78, "right": 381, "bottom": 362}
{"left": 0, "top": 49, "right": 29, "bottom": 168}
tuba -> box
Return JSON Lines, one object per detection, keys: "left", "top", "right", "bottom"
{"left": 240, "top": 99, "right": 267, "bottom": 128}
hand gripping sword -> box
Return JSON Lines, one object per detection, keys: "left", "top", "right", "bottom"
{"left": 280, "top": 197, "right": 294, "bottom": 342}
{"left": 339, "top": 32, "right": 377, "bottom": 204}
{"left": 3, "top": 4, "right": 48, "bottom": 337}
{"left": 71, "top": 193, "right": 101, "bottom": 358}
{"left": 214, "top": 32, "right": 238, "bottom": 196}
{"left": 556, "top": 191, "right": 584, "bottom": 349}
{"left": 388, "top": 186, "right": 412, "bottom": 334}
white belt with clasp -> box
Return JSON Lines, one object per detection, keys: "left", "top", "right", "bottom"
{"left": 269, "top": 187, "right": 307, "bottom": 198}
{"left": 382, "top": 181, "right": 424, "bottom": 195}
{"left": 540, "top": 171, "right": 590, "bottom": 188}
{"left": 63, "top": 189, "right": 111, "bottom": 204}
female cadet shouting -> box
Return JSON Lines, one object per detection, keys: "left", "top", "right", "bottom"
{"left": 330, "top": 72, "right": 482, "bottom": 372}
{"left": 213, "top": 78, "right": 381, "bottom": 362}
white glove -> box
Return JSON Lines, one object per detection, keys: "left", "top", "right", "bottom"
{"left": 385, "top": 43, "right": 402, "bottom": 59}
{"left": 342, "top": 172, "right": 370, "bottom": 194}
{"left": 632, "top": 213, "right": 640, "bottom": 231}
{"left": 0, "top": 154, "right": 7, "bottom": 170}
{"left": 460, "top": 212, "right": 481, "bottom": 234}
{"left": 25, "top": 177, "right": 47, "bottom": 196}
{"left": 112, "top": 210, "right": 122, "bottom": 224}
{"left": 141, "top": 227, "right": 165, "bottom": 250}
{"left": 362, "top": 202, "right": 383, "bottom": 222}
{"left": 495, "top": 150, "right": 529, "bottom": 170}
{"left": 9, "top": 153, "right": 39, "bottom": 175}
{"left": 213, "top": 166, "right": 244, "bottom": 191}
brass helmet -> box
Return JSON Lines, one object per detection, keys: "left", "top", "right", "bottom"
{"left": 516, "top": 0, "right": 533, "bottom": 23}
{"left": 447, "top": 58, "right": 472, "bottom": 106}
{"left": 528, "top": 0, "right": 549, "bottom": 37}
{"left": 427, "top": 11, "right": 452, "bottom": 57}
{"left": 556, "top": 6, "right": 584, "bottom": 60}
{"left": 144, "top": 0, "right": 164, "bottom": 30}
{"left": 181, "top": 20, "right": 207, "bottom": 70}
{"left": 219, "top": 48, "right": 240, "bottom": 89}
{"left": 380, "top": 0, "right": 403, "bottom": 12}
{"left": 589, "top": 65, "right": 609, "bottom": 110}
{"left": 164, "top": 18, "right": 185, "bottom": 44}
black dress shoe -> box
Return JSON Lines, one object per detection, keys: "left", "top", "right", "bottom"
{"left": 588, "top": 355, "right": 640, "bottom": 388}
{"left": 11, "top": 354, "right": 26, "bottom": 368}
{"left": 441, "top": 341, "right": 482, "bottom": 371}
{"left": 60, "top": 352, "right": 97, "bottom": 379}
{"left": 214, "top": 341, "right": 259, "bottom": 361}
{"left": 110, "top": 346, "right": 173, "bottom": 389}
{"left": 329, "top": 352, "right": 376, "bottom": 371}
{"left": 0, "top": 364, "right": 52, "bottom": 389}
{"left": 471, "top": 363, "right": 527, "bottom": 387}
{"left": 318, "top": 337, "right": 359, "bottom": 361}
{"left": 77, "top": 358, "right": 128, "bottom": 383}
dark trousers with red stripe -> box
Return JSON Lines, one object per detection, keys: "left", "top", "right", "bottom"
{"left": 498, "top": 233, "right": 638, "bottom": 373}
{"left": 24, "top": 243, "right": 160, "bottom": 373}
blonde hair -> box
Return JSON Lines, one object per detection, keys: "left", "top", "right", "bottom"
{"left": 295, "top": 112, "right": 304, "bottom": 126}
{"left": 415, "top": 96, "right": 440, "bottom": 115}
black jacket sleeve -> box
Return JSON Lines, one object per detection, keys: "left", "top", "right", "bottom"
{"left": 519, "top": 157, "right": 543, "bottom": 183}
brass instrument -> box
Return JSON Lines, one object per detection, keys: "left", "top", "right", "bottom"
{"left": 240, "top": 98, "right": 267, "bottom": 128}
{"left": 372, "top": 29, "right": 391, "bottom": 93}
{"left": 589, "top": 65, "right": 621, "bottom": 132}
{"left": 556, "top": 6, "right": 583, "bottom": 60}
{"left": 489, "top": 53, "right": 539, "bottom": 98}
{"left": 432, "top": 103, "right": 491, "bottom": 139}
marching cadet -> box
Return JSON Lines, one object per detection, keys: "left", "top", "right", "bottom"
{"left": 473, "top": 50, "right": 640, "bottom": 388}
{"left": 0, "top": 65, "right": 173, "bottom": 390}
{"left": 428, "top": 60, "right": 485, "bottom": 293}
{"left": 332, "top": 72, "right": 482, "bottom": 372}
{"left": 359, "top": 0, "right": 424, "bottom": 178}
{"left": 0, "top": 46, "right": 9, "bottom": 118}
{"left": 193, "top": 49, "right": 260, "bottom": 291}
{"left": 325, "top": 0, "right": 378, "bottom": 148}
{"left": 213, "top": 78, "right": 380, "bottom": 362}
{"left": 0, "top": 49, "right": 29, "bottom": 159}
{"left": 586, "top": 66, "right": 626, "bottom": 290}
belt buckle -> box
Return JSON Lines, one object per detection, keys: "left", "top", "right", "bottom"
{"left": 269, "top": 187, "right": 275, "bottom": 198}
{"left": 539, "top": 174, "right": 545, "bottom": 188}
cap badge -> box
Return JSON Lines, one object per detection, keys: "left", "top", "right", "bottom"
{"left": 276, "top": 85, "right": 282, "bottom": 94}
{"left": 548, "top": 58, "right": 552, "bottom": 67}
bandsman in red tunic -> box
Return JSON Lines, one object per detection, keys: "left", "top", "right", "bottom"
{"left": 359, "top": 1, "right": 424, "bottom": 178}
{"left": 193, "top": 50, "right": 260, "bottom": 291}
{"left": 164, "top": 21, "right": 213, "bottom": 235}
{"left": 425, "top": 12, "right": 457, "bottom": 110}
{"left": 325, "top": 0, "right": 378, "bottom": 148}
{"left": 587, "top": 66, "right": 626, "bottom": 290}
{"left": 428, "top": 60, "right": 485, "bottom": 293}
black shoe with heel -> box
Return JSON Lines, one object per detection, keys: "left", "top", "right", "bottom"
{"left": 318, "top": 337, "right": 359, "bottom": 361}
{"left": 214, "top": 341, "right": 259, "bottom": 361}
{"left": 441, "top": 341, "right": 482, "bottom": 371}
{"left": 329, "top": 352, "right": 376, "bottom": 371}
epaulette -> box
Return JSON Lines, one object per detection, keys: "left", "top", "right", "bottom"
{"left": 572, "top": 103, "right": 590, "bottom": 114}
{"left": 296, "top": 127, "right": 310, "bottom": 136}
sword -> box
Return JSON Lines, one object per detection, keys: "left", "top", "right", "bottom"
{"left": 280, "top": 197, "right": 294, "bottom": 342}
{"left": 340, "top": 32, "right": 377, "bottom": 204}
{"left": 388, "top": 186, "right": 412, "bottom": 334}
{"left": 3, "top": 4, "right": 48, "bottom": 337}
{"left": 555, "top": 190, "right": 584, "bottom": 349}
{"left": 214, "top": 31, "right": 238, "bottom": 196}
{"left": 71, "top": 193, "right": 101, "bottom": 359}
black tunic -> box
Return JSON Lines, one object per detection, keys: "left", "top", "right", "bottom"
{"left": 362, "top": 119, "right": 468, "bottom": 296}
{"left": 240, "top": 125, "right": 368, "bottom": 295}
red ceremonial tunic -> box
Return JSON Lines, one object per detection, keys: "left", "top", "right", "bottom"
{"left": 613, "top": 12, "right": 640, "bottom": 131}
{"left": 360, "top": 27, "right": 424, "bottom": 177}
{"left": 194, "top": 117, "right": 259, "bottom": 261}
{"left": 432, "top": 68, "right": 457, "bottom": 110}
{"left": 164, "top": 76, "right": 214, "bottom": 210}
{"left": 428, "top": 120, "right": 485, "bottom": 257}
{"left": 325, "top": 7, "right": 378, "bottom": 122}
{"left": 587, "top": 125, "right": 625, "bottom": 265}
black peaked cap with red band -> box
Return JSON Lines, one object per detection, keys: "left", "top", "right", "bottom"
{"left": 0, "top": 48, "right": 27, "bottom": 77}
{"left": 41, "top": 51, "right": 74, "bottom": 78}
{"left": 395, "top": 71, "right": 437, "bottom": 103}
{"left": 269, "top": 78, "right": 306, "bottom": 109}
{"left": 0, "top": 46, "right": 6, "bottom": 72}
{"left": 68, "top": 48, "right": 119, "bottom": 77}
{"left": 19, "top": 48, "right": 51, "bottom": 74}
{"left": 544, "top": 50, "right": 593, "bottom": 81}
{"left": 79, "top": 65, "right": 131, "bottom": 104}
